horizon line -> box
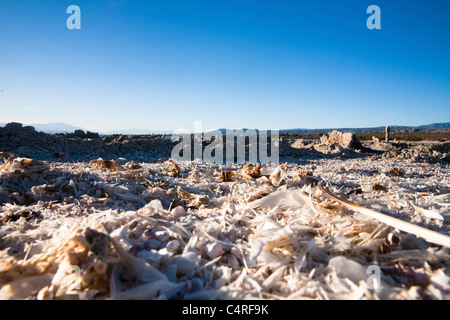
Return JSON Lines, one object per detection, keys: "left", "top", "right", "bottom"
{"left": 1, "top": 120, "right": 449, "bottom": 135}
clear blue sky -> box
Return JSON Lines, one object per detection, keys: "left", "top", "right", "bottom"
{"left": 0, "top": 0, "right": 449, "bottom": 133}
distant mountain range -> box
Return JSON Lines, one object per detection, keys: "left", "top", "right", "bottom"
{"left": 31, "top": 122, "right": 86, "bottom": 134}
{"left": 0, "top": 122, "right": 448, "bottom": 135}
{"left": 279, "top": 122, "right": 450, "bottom": 135}
{"left": 103, "top": 128, "right": 171, "bottom": 135}
{"left": 0, "top": 122, "right": 85, "bottom": 134}
{"left": 415, "top": 123, "right": 450, "bottom": 130}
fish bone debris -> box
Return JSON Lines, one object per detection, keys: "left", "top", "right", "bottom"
{"left": 0, "top": 128, "right": 449, "bottom": 300}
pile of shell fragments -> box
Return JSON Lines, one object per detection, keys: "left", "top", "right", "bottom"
{"left": 0, "top": 151, "right": 449, "bottom": 300}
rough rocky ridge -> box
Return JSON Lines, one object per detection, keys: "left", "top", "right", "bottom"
{"left": 1, "top": 123, "right": 449, "bottom": 164}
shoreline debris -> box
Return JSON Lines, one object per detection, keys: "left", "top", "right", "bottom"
{"left": 0, "top": 125, "right": 449, "bottom": 300}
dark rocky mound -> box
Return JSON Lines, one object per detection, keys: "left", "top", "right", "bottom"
{"left": 0, "top": 123, "right": 174, "bottom": 163}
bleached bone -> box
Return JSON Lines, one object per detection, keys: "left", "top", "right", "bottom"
{"left": 317, "top": 180, "right": 450, "bottom": 248}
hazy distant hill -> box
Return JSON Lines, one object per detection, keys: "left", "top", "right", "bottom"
{"left": 103, "top": 128, "right": 171, "bottom": 135}
{"left": 29, "top": 122, "right": 86, "bottom": 134}
{"left": 1, "top": 121, "right": 448, "bottom": 135}
{"left": 0, "top": 122, "right": 85, "bottom": 133}
{"left": 280, "top": 122, "right": 450, "bottom": 135}
{"left": 414, "top": 123, "right": 450, "bottom": 130}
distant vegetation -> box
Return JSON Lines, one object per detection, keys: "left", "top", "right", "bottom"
{"left": 355, "top": 131, "right": 449, "bottom": 142}
{"left": 281, "top": 128, "right": 450, "bottom": 142}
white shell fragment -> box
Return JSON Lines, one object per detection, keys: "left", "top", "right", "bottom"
{"left": 206, "top": 242, "right": 224, "bottom": 259}
{"left": 171, "top": 206, "right": 187, "bottom": 219}
{"left": 138, "top": 200, "right": 166, "bottom": 216}
{"left": 328, "top": 256, "right": 367, "bottom": 285}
